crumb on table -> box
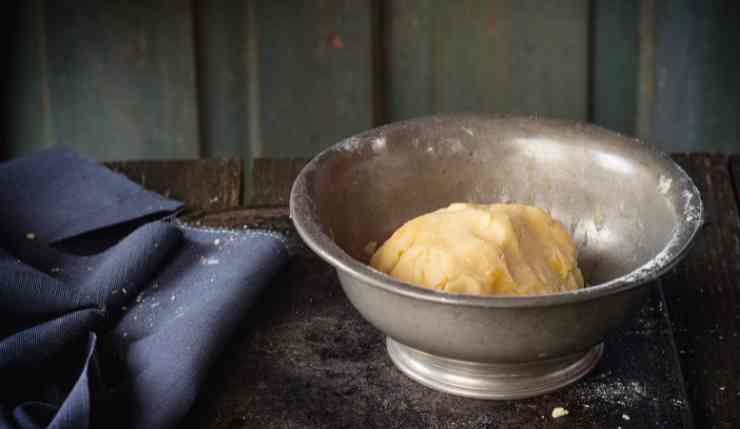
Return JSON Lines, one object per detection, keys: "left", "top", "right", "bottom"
{"left": 551, "top": 407, "right": 569, "bottom": 418}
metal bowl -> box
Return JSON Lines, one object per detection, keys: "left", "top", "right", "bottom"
{"left": 289, "top": 114, "right": 703, "bottom": 399}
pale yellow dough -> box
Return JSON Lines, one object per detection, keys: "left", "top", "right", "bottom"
{"left": 369, "top": 203, "right": 584, "bottom": 296}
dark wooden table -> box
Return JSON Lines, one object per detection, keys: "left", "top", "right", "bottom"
{"left": 107, "top": 154, "right": 739, "bottom": 429}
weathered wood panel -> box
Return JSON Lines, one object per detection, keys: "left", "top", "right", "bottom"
{"left": 591, "top": 0, "right": 639, "bottom": 136}
{"left": 178, "top": 207, "right": 292, "bottom": 234}
{"left": 104, "top": 159, "right": 243, "bottom": 211}
{"left": 256, "top": 0, "right": 375, "bottom": 157}
{"left": 384, "top": 0, "right": 590, "bottom": 122}
{"left": 3, "top": 0, "right": 54, "bottom": 158}
{"left": 191, "top": 0, "right": 257, "bottom": 198}
{"left": 193, "top": 0, "right": 254, "bottom": 160}
{"left": 41, "top": 0, "right": 200, "bottom": 161}
{"left": 249, "top": 158, "right": 307, "bottom": 206}
{"left": 662, "top": 154, "right": 740, "bottom": 428}
{"left": 5, "top": 0, "right": 740, "bottom": 167}
{"left": 652, "top": 1, "right": 740, "bottom": 153}
{"left": 636, "top": 0, "right": 656, "bottom": 142}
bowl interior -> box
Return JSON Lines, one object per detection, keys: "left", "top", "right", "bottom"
{"left": 300, "top": 115, "right": 700, "bottom": 288}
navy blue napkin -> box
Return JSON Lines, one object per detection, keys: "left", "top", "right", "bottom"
{"left": 0, "top": 147, "right": 289, "bottom": 429}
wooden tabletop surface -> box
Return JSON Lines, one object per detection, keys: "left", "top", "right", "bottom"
{"left": 107, "top": 154, "right": 740, "bottom": 429}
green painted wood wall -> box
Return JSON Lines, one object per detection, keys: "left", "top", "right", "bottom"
{"left": 3, "top": 1, "right": 739, "bottom": 172}
{"left": 652, "top": 0, "right": 740, "bottom": 153}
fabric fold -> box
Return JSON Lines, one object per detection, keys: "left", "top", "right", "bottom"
{"left": 0, "top": 146, "right": 183, "bottom": 244}
{"left": 0, "top": 147, "right": 289, "bottom": 429}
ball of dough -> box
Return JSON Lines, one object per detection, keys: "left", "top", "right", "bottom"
{"left": 369, "top": 203, "right": 584, "bottom": 296}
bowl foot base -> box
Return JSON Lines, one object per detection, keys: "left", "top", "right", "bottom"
{"left": 386, "top": 338, "right": 603, "bottom": 400}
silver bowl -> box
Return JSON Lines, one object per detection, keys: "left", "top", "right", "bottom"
{"left": 289, "top": 114, "right": 703, "bottom": 399}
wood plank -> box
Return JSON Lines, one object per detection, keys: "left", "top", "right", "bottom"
{"left": 104, "top": 159, "right": 243, "bottom": 210}
{"left": 652, "top": 1, "right": 740, "bottom": 153}
{"left": 249, "top": 158, "right": 308, "bottom": 206}
{"left": 2, "top": 0, "right": 54, "bottom": 159}
{"left": 732, "top": 156, "right": 740, "bottom": 208}
{"left": 591, "top": 0, "right": 639, "bottom": 136}
{"left": 192, "top": 0, "right": 253, "bottom": 160}
{"left": 381, "top": 0, "right": 435, "bottom": 121}
{"left": 192, "top": 0, "right": 256, "bottom": 199}
{"left": 384, "top": 0, "right": 589, "bottom": 122}
{"left": 636, "top": 0, "right": 655, "bottom": 142}
{"left": 661, "top": 154, "right": 740, "bottom": 428}
{"left": 255, "top": 0, "right": 374, "bottom": 158}
{"left": 178, "top": 207, "right": 292, "bottom": 235}
{"left": 42, "top": 0, "right": 200, "bottom": 160}
{"left": 371, "top": 0, "right": 387, "bottom": 126}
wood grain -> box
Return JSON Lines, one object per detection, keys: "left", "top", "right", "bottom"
{"left": 249, "top": 158, "right": 307, "bottom": 206}
{"left": 105, "top": 159, "right": 243, "bottom": 210}
{"left": 178, "top": 207, "right": 292, "bottom": 234}
{"left": 384, "top": 0, "right": 589, "bottom": 122}
{"left": 6, "top": 1, "right": 738, "bottom": 165}
{"left": 731, "top": 156, "right": 740, "bottom": 211}
{"left": 661, "top": 154, "right": 740, "bottom": 428}
{"left": 42, "top": 0, "right": 200, "bottom": 160}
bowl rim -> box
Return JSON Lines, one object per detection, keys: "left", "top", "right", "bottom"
{"left": 289, "top": 113, "right": 704, "bottom": 308}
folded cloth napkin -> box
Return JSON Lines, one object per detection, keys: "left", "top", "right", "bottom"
{"left": 0, "top": 147, "right": 289, "bottom": 429}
